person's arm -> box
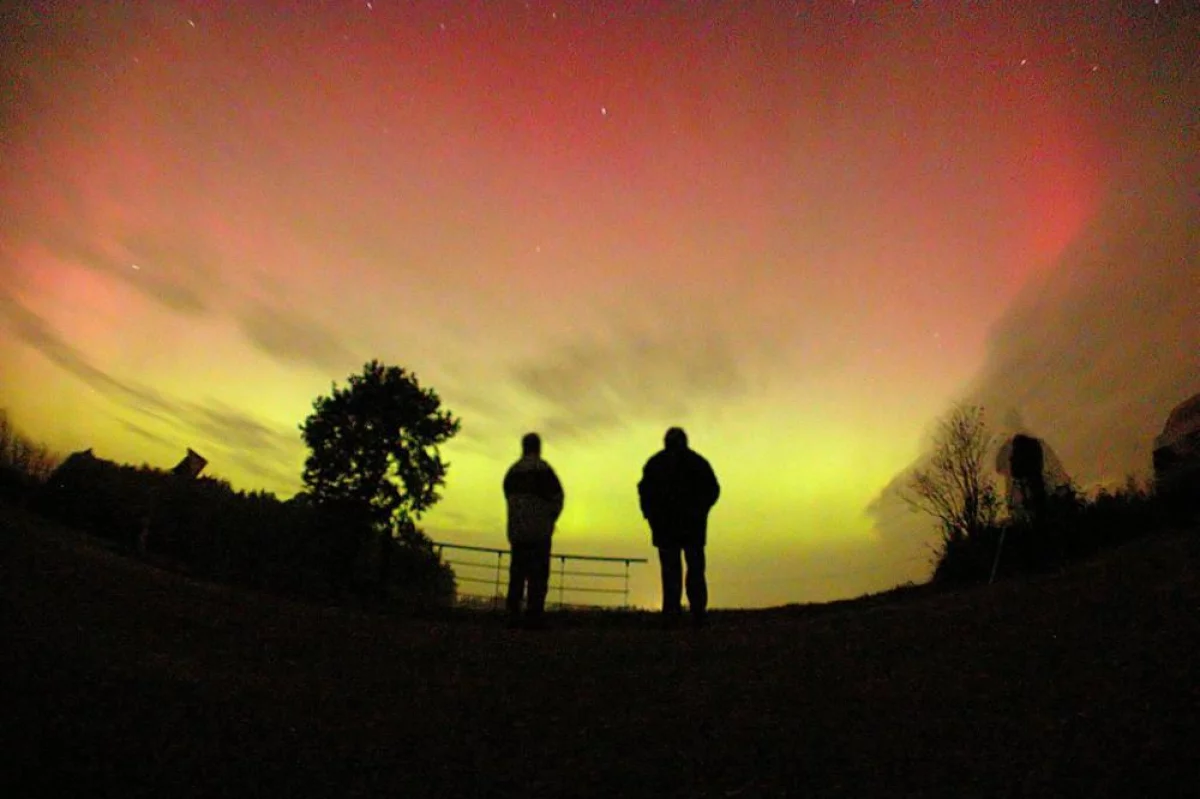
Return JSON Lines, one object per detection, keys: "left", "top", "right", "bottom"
{"left": 547, "top": 468, "right": 565, "bottom": 521}
{"left": 503, "top": 466, "right": 516, "bottom": 499}
{"left": 703, "top": 459, "right": 720, "bottom": 509}
{"left": 638, "top": 461, "right": 656, "bottom": 519}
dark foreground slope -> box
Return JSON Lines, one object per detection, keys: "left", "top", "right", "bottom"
{"left": 3, "top": 505, "right": 1198, "bottom": 798}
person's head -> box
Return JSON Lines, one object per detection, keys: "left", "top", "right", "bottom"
{"left": 664, "top": 427, "right": 688, "bottom": 450}
{"left": 521, "top": 432, "right": 542, "bottom": 456}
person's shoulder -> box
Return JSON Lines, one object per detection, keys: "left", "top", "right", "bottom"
{"left": 689, "top": 450, "right": 717, "bottom": 478}
{"left": 504, "top": 458, "right": 533, "bottom": 480}
{"left": 516, "top": 456, "right": 559, "bottom": 478}
{"left": 542, "top": 462, "right": 563, "bottom": 490}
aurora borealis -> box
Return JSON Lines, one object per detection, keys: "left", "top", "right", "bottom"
{"left": 1, "top": 1, "right": 1196, "bottom": 608}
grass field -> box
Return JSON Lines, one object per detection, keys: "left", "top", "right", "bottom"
{"left": 3, "top": 503, "right": 1198, "bottom": 797}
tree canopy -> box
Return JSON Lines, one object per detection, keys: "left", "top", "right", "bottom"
{"left": 299, "top": 360, "right": 460, "bottom": 546}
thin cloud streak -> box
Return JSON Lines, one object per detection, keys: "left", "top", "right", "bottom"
{"left": 510, "top": 323, "right": 749, "bottom": 442}
{"left": 235, "top": 300, "right": 358, "bottom": 375}
{"left": 0, "top": 292, "right": 304, "bottom": 487}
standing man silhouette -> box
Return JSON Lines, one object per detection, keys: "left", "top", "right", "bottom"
{"left": 996, "top": 433, "right": 1048, "bottom": 520}
{"left": 638, "top": 427, "right": 720, "bottom": 626}
{"left": 503, "top": 433, "right": 564, "bottom": 628}
{"left": 1009, "top": 434, "right": 1047, "bottom": 516}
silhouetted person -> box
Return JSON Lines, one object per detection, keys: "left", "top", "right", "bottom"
{"left": 638, "top": 427, "right": 720, "bottom": 627}
{"left": 1005, "top": 433, "right": 1047, "bottom": 518}
{"left": 503, "top": 432, "right": 564, "bottom": 628}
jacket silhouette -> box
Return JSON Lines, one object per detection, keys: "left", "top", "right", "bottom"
{"left": 638, "top": 431, "right": 720, "bottom": 548}
{"left": 504, "top": 453, "right": 564, "bottom": 545}
{"left": 997, "top": 433, "right": 1048, "bottom": 515}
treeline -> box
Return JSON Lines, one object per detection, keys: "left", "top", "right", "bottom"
{"left": 906, "top": 403, "right": 1196, "bottom": 590}
{"left": 3, "top": 435, "right": 454, "bottom": 609}
{"left": 0, "top": 409, "right": 60, "bottom": 502}
{"left": 934, "top": 480, "right": 1177, "bottom": 586}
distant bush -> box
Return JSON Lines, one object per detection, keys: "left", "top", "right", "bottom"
{"left": 35, "top": 450, "right": 455, "bottom": 608}
{"left": 932, "top": 479, "right": 1172, "bottom": 587}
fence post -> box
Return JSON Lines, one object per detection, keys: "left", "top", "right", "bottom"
{"left": 623, "top": 559, "right": 631, "bottom": 608}
{"left": 558, "top": 555, "right": 567, "bottom": 609}
{"left": 494, "top": 550, "right": 503, "bottom": 609}
{"left": 430, "top": 541, "right": 646, "bottom": 610}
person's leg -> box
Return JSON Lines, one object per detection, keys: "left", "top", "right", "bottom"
{"left": 526, "top": 540, "right": 552, "bottom": 621}
{"left": 684, "top": 545, "right": 708, "bottom": 624}
{"left": 506, "top": 544, "right": 528, "bottom": 620}
{"left": 658, "top": 546, "right": 683, "bottom": 616}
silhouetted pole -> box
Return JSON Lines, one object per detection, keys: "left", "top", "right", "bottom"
{"left": 989, "top": 528, "right": 1007, "bottom": 584}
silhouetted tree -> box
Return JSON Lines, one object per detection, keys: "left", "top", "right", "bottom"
{"left": 299, "top": 360, "right": 460, "bottom": 588}
{"left": 0, "top": 409, "right": 59, "bottom": 503}
{"left": 904, "top": 404, "right": 1001, "bottom": 549}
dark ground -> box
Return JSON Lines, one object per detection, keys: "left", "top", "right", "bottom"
{"left": 3, "top": 503, "right": 1199, "bottom": 798}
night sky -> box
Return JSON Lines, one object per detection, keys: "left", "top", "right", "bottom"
{"left": 1, "top": 1, "right": 1196, "bottom": 607}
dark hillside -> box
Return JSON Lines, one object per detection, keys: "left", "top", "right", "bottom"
{"left": 3, "top": 504, "right": 1198, "bottom": 797}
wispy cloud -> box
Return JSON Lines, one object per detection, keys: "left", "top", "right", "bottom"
{"left": 185, "top": 399, "right": 302, "bottom": 468}
{"left": 43, "top": 229, "right": 213, "bottom": 316}
{"left": 24, "top": 212, "right": 358, "bottom": 375}
{"left": 234, "top": 300, "right": 358, "bottom": 374}
{"left": 0, "top": 292, "right": 305, "bottom": 489}
{"left": 0, "top": 290, "right": 183, "bottom": 419}
{"left": 120, "top": 419, "right": 180, "bottom": 450}
{"left": 510, "top": 324, "right": 747, "bottom": 442}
